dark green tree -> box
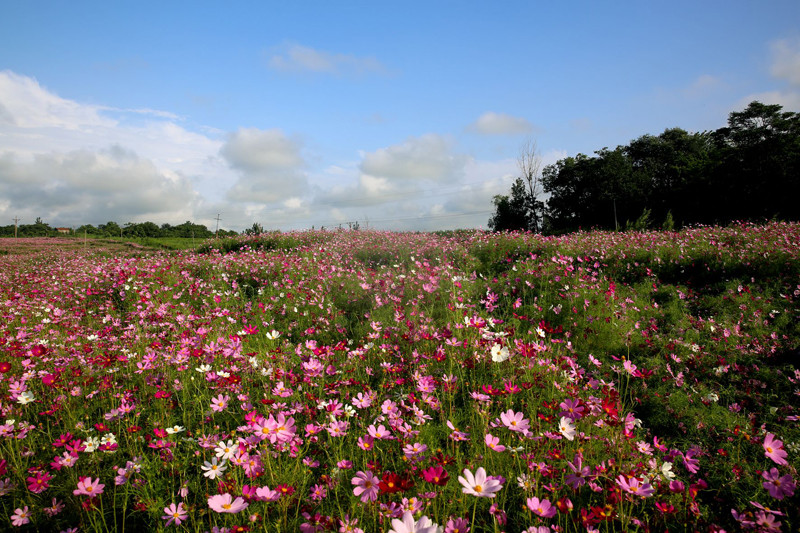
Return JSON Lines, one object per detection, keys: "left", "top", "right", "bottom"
{"left": 488, "top": 177, "right": 536, "bottom": 231}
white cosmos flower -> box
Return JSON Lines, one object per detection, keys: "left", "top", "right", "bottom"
{"left": 215, "top": 439, "right": 237, "bottom": 461}
{"left": 661, "top": 461, "right": 675, "bottom": 481}
{"left": 559, "top": 417, "right": 576, "bottom": 441}
{"left": 16, "top": 392, "right": 35, "bottom": 405}
{"left": 201, "top": 457, "right": 227, "bottom": 480}
{"left": 491, "top": 344, "right": 510, "bottom": 363}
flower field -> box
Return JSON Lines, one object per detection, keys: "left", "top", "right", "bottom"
{"left": 0, "top": 223, "right": 798, "bottom": 532}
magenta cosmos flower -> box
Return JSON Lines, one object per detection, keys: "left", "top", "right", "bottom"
{"left": 73, "top": 477, "right": 105, "bottom": 497}
{"left": 208, "top": 493, "right": 249, "bottom": 513}
{"left": 458, "top": 467, "right": 503, "bottom": 497}
{"left": 352, "top": 470, "right": 380, "bottom": 502}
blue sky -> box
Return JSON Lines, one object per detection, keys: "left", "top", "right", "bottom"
{"left": 1, "top": 1, "right": 799, "bottom": 231}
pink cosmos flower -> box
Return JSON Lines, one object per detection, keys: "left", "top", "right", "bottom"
{"left": 73, "top": 477, "right": 105, "bottom": 497}
{"left": 388, "top": 511, "right": 440, "bottom": 533}
{"left": 352, "top": 470, "right": 380, "bottom": 502}
{"left": 762, "top": 468, "right": 796, "bottom": 500}
{"left": 458, "top": 467, "right": 503, "bottom": 498}
{"left": 682, "top": 448, "right": 700, "bottom": 474}
{"left": 500, "top": 409, "right": 530, "bottom": 433}
{"left": 210, "top": 394, "right": 230, "bottom": 412}
{"left": 162, "top": 502, "right": 188, "bottom": 526}
{"left": 255, "top": 486, "right": 281, "bottom": 502}
{"left": 485, "top": 433, "right": 506, "bottom": 452}
{"left": 266, "top": 413, "right": 297, "bottom": 443}
{"left": 10, "top": 506, "right": 30, "bottom": 527}
{"left": 559, "top": 398, "right": 586, "bottom": 420}
{"left": 357, "top": 435, "right": 375, "bottom": 451}
{"left": 444, "top": 517, "right": 470, "bottom": 533}
{"left": 526, "top": 496, "right": 557, "bottom": 518}
{"left": 403, "top": 442, "right": 428, "bottom": 458}
{"left": 763, "top": 433, "right": 789, "bottom": 466}
{"left": 208, "top": 493, "right": 249, "bottom": 513}
{"left": 367, "top": 424, "right": 392, "bottom": 440}
{"left": 42, "top": 498, "right": 64, "bottom": 517}
{"left": 616, "top": 475, "right": 654, "bottom": 498}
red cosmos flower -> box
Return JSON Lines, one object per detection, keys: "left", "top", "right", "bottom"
{"left": 379, "top": 472, "right": 403, "bottom": 493}
{"left": 601, "top": 396, "right": 619, "bottom": 420}
{"left": 155, "top": 390, "right": 171, "bottom": 399}
{"left": 41, "top": 374, "right": 58, "bottom": 387}
{"left": 379, "top": 472, "right": 415, "bottom": 493}
{"left": 276, "top": 484, "right": 295, "bottom": 497}
{"left": 431, "top": 452, "right": 456, "bottom": 467}
{"left": 0, "top": 362, "right": 11, "bottom": 374}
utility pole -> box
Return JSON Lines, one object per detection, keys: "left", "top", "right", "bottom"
{"left": 214, "top": 214, "right": 221, "bottom": 239}
{"left": 13, "top": 217, "right": 20, "bottom": 238}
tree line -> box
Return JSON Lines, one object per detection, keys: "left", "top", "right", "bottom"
{"left": 489, "top": 101, "right": 800, "bottom": 233}
{"left": 0, "top": 219, "right": 237, "bottom": 238}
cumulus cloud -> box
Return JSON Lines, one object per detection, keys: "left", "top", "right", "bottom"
{"left": 221, "top": 128, "right": 308, "bottom": 203}
{"left": 735, "top": 90, "right": 800, "bottom": 112}
{"left": 770, "top": 38, "right": 800, "bottom": 86}
{"left": 0, "top": 147, "right": 198, "bottom": 227}
{"left": 267, "top": 43, "right": 387, "bottom": 76}
{"left": 0, "top": 70, "right": 114, "bottom": 130}
{"left": 684, "top": 74, "right": 722, "bottom": 98}
{"left": 0, "top": 70, "right": 228, "bottom": 228}
{"left": 466, "top": 112, "right": 533, "bottom": 135}
{"left": 736, "top": 38, "right": 800, "bottom": 112}
{"left": 360, "top": 134, "right": 466, "bottom": 182}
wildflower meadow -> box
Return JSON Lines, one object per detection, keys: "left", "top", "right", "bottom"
{"left": 0, "top": 223, "right": 798, "bottom": 532}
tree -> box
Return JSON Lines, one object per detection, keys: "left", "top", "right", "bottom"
{"left": 488, "top": 140, "right": 544, "bottom": 232}
{"left": 517, "top": 139, "right": 545, "bottom": 232}
{"left": 244, "top": 223, "right": 264, "bottom": 236}
{"left": 488, "top": 178, "right": 534, "bottom": 231}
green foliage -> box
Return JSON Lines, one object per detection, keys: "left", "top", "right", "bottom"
{"left": 626, "top": 207, "right": 652, "bottom": 231}
{"left": 662, "top": 210, "right": 675, "bottom": 231}
{"left": 541, "top": 101, "right": 800, "bottom": 233}
{"left": 196, "top": 233, "right": 302, "bottom": 254}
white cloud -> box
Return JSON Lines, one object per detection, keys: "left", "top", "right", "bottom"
{"left": 221, "top": 128, "right": 309, "bottom": 203}
{"left": 360, "top": 134, "right": 466, "bottom": 182}
{"left": 466, "top": 112, "right": 533, "bottom": 135}
{"left": 0, "top": 70, "right": 228, "bottom": 228}
{"left": 267, "top": 43, "right": 387, "bottom": 76}
{"left": 735, "top": 90, "right": 800, "bottom": 112}
{"left": 684, "top": 74, "right": 722, "bottom": 97}
{"left": 770, "top": 38, "right": 800, "bottom": 86}
{"left": 0, "top": 147, "right": 198, "bottom": 227}
{"left": 735, "top": 38, "right": 800, "bottom": 112}
{"left": 0, "top": 70, "right": 113, "bottom": 130}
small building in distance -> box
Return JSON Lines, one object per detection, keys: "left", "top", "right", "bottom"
{"left": 56, "top": 227, "right": 71, "bottom": 235}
